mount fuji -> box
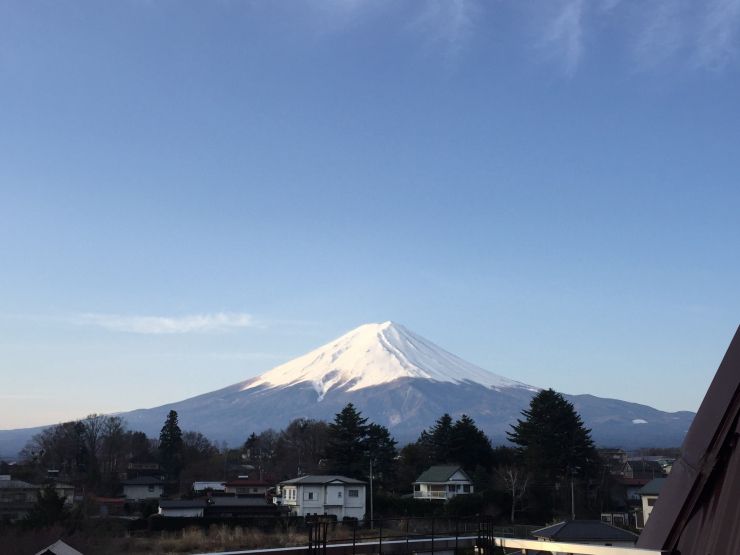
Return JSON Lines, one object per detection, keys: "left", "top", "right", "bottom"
{"left": 0, "top": 322, "right": 694, "bottom": 456}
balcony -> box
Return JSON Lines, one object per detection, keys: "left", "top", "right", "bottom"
{"left": 413, "top": 490, "right": 448, "bottom": 499}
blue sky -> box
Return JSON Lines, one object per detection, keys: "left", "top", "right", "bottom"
{"left": 1, "top": 0, "right": 739, "bottom": 429}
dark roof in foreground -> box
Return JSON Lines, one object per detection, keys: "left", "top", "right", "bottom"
{"left": 639, "top": 477, "right": 667, "bottom": 496}
{"left": 533, "top": 520, "right": 638, "bottom": 542}
{"left": 414, "top": 465, "right": 469, "bottom": 483}
{"left": 279, "top": 475, "right": 365, "bottom": 485}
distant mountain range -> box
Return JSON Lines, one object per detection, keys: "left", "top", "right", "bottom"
{"left": 0, "top": 322, "right": 694, "bottom": 458}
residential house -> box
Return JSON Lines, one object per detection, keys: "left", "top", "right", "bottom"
{"left": 0, "top": 476, "right": 37, "bottom": 521}
{"left": 121, "top": 476, "right": 165, "bottom": 500}
{"left": 413, "top": 465, "right": 473, "bottom": 501}
{"left": 622, "top": 459, "right": 666, "bottom": 480}
{"left": 532, "top": 520, "right": 638, "bottom": 549}
{"left": 0, "top": 476, "right": 75, "bottom": 522}
{"left": 224, "top": 477, "right": 269, "bottom": 496}
{"left": 638, "top": 477, "right": 666, "bottom": 529}
{"left": 598, "top": 448, "right": 628, "bottom": 475}
{"left": 192, "top": 481, "right": 226, "bottom": 494}
{"left": 277, "top": 475, "right": 366, "bottom": 519}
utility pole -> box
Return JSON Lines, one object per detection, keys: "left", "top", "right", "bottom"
{"left": 369, "top": 458, "right": 374, "bottom": 529}
{"left": 570, "top": 475, "right": 575, "bottom": 520}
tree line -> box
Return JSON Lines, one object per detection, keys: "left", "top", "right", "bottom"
{"left": 14, "top": 389, "right": 610, "bottom": 523}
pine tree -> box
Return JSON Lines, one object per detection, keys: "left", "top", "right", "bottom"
{"left": 449, "top": 414, "right": 495, "bottom": 471}
{"left": 325, "top": 403, "right": 369, "bottom": 478}
{"left": 365, "top": 423, "right": 398, "bottom": 486}
{"left": 428, "top": 413, "right": 454, "bottom": 463}
{"left": 507, "top": 389, "right": 598, "bottom": 483}
{"left": 158, "top": 410, "right": 183, "bottom": 480}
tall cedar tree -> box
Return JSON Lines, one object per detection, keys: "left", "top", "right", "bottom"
{"left": 416, "top": 413, "right": 494, "bottom": 473}
{"left": 325, "top": 404, "right": 398, "bottom": 484}
{"left": 450, "top": 414, "right": 495, "bottom": 471}
{"left": 507, "top": 389, "right": 598, "bottom": 483}
{"left": 428, "top": 414, "right": 454, "bottom": 463}
{"left": 365, "top": 422, "right": 398, "bottom": 485}
{"left": 159, "top": 410, "right": 184, "bottom": 479}
{"left": 325, "top": 403, "right": 369, "bottom": 478}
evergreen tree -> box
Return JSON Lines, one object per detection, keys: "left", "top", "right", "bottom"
{"left": 428, "top": 413, "right": 454, "bottom": 463}
{"left": 449, "top": 414, "right": 495, "bottom": 471}
{"left": 24, "top": 485, "right": 68, "bottom": 527}
{"left": 158, "top": 410, "right": 183, "bottom": 480}
{"left": 325, "top": 403, "right": 369, "bottom": 478}
{"left": 365, "top": 423, "right": 398, "bottom": 487}
{"left": 507, "top": 389, "right": 598, "bottom": 482}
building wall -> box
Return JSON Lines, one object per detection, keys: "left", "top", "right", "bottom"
{"left": 282, "top": 483, "right": 365, "bottom": 519}
{"left": 159, "top": 507, "right": 204, "bottom": 517}
{"left": 124, "top": 484, "right": 163, "bottom": 500}
{"left": 641, "top": 494, "right": 658, "bottom": 526}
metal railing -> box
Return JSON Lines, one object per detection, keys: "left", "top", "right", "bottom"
{"left": 190, "top": 516, "right": 667, "bottom": 555}
{"left": 412, "top": 490, "right": 448, "bottom": 499}
{"left": 493, "top": 537, "right": 666, "bottom": 554}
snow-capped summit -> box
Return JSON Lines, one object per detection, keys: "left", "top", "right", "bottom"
{"left": 241, "top": 321, "right": 533, "bottom": 400}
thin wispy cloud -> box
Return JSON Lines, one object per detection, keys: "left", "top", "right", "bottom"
{"left": 541, "top": 0, "right": 585, "bottom": 77}
{"left": 303, "top": 0, "right": 739, "bottom": 75}
{"left": 693, "top": 0, "right": 740, "bottom": 70}
{"left": 79, "top": 312, "right": 255, "bottom": 334}
{"left": 412, "top": 0, "right": 478, "bottom": 62}
{"left": 633, "top": 0, "right": 687, "bottom": 70}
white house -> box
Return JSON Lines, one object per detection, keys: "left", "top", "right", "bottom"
{"left": 277, "top": 475, "right": 366, "bottom": 520}
{"left": 413, "top": 465, "right": 473, "bottom": 501}
{"left": 638, "top": 477, "right": 666, "bottom": 529}
{"left": 121, "top": 476, "right": 165, "bottom": 500}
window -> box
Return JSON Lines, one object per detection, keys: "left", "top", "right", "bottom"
{"left": 348, "top": 489, "right": 359, "bottom": 497}
{"left": 448, "top": 485, "right": 456, "bottom": 492}
{"left": 413, "top": 484, "right": 420, "bottom": 491}
{"left": 338, "top": 491, "right": 342, "bottom": 497}
{"left": 463, "top": 485, "right": 471, "bottom": 493}
{"left": 148, "top": 485, "right": 155, "bottom": 493}
{"left": 308, "top": 492, "right": 314, "bottom": 500}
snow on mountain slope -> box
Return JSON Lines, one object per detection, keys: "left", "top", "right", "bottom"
{"left": 242, "top": 321, "right": 534, "bottom": 400}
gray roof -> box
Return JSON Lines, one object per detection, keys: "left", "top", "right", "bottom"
{"left": 280, "top": 475, "right": 366, "bottom": 486}
{"left": 533, "top": 520, "right": 638, "bottom": 543}
{"left": 639, "top": 477, "right": 667, "bottom": 496}
{"left": 414, "top": 465, "right": 470, "bottom": 483}
{"left": 34, "top": 540, "right": 84, "bottom": 555}
{"left": 0, "top": 479, "right": 37, "bottom": 489}
{"left": 160, "top": 499, "right": 206, "bottom": 509}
